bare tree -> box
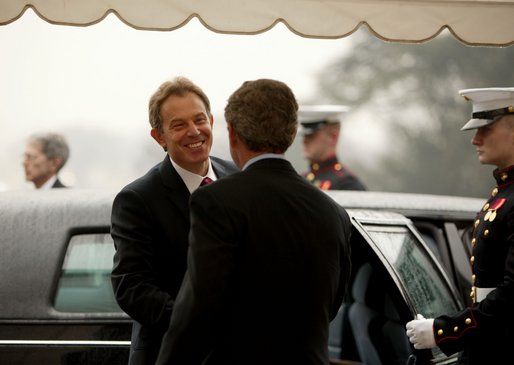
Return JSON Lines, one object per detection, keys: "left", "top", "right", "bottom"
{"left": 314, "top": 28, "right": 514, "bottom": 197}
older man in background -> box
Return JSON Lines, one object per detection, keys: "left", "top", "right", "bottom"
{"left": 22, "top": 132, "right": 70, "bottom": 189}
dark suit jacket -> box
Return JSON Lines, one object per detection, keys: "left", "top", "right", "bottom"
{"left": 111, "top": 155, "right": 238, "bottom": 365}
{"left": 156, "top": 158, "right": 352, "bottom": 365}
{"left": 52, "top": 178, "right": 66, "bottom": 188}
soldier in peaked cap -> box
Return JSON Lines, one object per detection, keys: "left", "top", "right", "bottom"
{"left": 406, "top": 87, "right": 514, "bottom": 365}
{"left": 299, "top": 105, "right": 366, "bottom": 191}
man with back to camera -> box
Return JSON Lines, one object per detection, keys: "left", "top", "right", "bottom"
{"left": 300, "top": 105, "right": 366, "bottom": 191}
{"left": 22, "top": 132, "right": 70, "bottom": 189}
{"left": 110, "top": 76, "right": 238, "bottom": 365}
{"left": 156, "top": 79, "right": 352, "bottom": 365}
{"left": 406, "top": 87, "right": 514, "bottom": 365}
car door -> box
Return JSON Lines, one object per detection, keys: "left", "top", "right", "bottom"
{"left": 329, "top": 209, "right": 463, "bottom": 365}
{"left": 0, "top": 190, "right": 131, "bottom": 365}
{"left": 0, "top": 227, "right": 131, "bottom": 365}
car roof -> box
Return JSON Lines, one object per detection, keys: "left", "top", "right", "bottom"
{"left": 325, "top": 190, "right": 484, "bottom": 221}
{"left": 0, "top": 188, "right": 483, "bottom": 318}
{"left": 0, "top": 189, "right": 116, "bottom": 318}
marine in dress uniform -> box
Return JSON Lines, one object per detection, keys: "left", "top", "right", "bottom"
{"left": 299, "top": 105, "right": 366, "bottom": 191}
{"left": 406, "top": 88, "right": 514, "bottom": 365}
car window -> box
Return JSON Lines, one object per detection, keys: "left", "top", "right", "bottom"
{"left": 54, "top": 233, "right": 121, "bottom": 313}
{"left": 413, "top": 222, "right": 443, "bottom": 261}
{"left": 363, "top": 224, "right": 459, "bottom": 318}
{"left": 360, "top": 223, "right": 461, "bottom": 362}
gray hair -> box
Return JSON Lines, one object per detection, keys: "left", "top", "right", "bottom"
{"left": 28, "top": 133, "right": 70, "bottom": 171}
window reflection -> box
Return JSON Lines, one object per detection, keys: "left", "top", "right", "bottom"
{"left": 364, "top": 224, "right": 459, "bottom": 361}
{"left": 364, "top": 225, "right": 457, "bottom": 318}
{"left": 54, "top": 233, "right": 121, "bottom": 313}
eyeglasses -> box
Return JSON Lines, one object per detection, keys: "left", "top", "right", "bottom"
{"left": 23, "top": 153, "right": 43, "bottom": 161}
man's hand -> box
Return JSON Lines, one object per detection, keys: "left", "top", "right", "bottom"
{"left": 405, "top": 314, "right": 436, "bottom": 349}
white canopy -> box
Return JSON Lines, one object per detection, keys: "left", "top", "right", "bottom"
{"left": 1, "top": 0, "right": 514, "bottom": 46}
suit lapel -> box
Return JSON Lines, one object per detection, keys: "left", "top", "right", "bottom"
{"left": 52, "top": 178, "right": 65, "bottom": 188}
{"left": 159, "top": 156, "right": 185, "bottom": 190}
{"left": 212, "top": 156, "right": 240, "bottom": 178}
{"left": 212, "top": 158, "right": 227, "bottom": 178}
{"left": 158, "top": 156, "right": 236, "bottom": 221}
{"left": 159, "top": 156, "right": 190, "bottom": 221}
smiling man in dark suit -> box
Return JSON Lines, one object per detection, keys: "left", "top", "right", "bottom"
{"left": 110, "top": 76, "right": 238, "bottom": 365}
{"left": 156, "top": 78, "right": 352, "bottom": 365}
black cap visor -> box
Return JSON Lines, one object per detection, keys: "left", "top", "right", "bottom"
{"left": 461, "top": 106, "right": 514, "bottom": 131}
{"left": 300, "top": 121, "right": 327, "bottom": 136}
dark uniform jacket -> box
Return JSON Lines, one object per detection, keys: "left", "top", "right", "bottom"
{"left": 156, "top": 158, "right": 352, "bottom": 365}
{"left": 303, "top": 156, "right": 366, "bottom": 191}
{"left": 111, "top": 155, "right": 238, "bottom": 365}
{"left": 433, "top": 166, "right": 514, "bottom": 365}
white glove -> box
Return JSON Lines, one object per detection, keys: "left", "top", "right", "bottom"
{"left": 405, "top": 314, "right": 436, "bottom": 349}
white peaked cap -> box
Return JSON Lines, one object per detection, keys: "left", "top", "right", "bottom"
{"left": 298, "top": 105, "right": 349, "bottom": 135}
{"left": 459, "top": 87, "right": 514, "bottom": 130}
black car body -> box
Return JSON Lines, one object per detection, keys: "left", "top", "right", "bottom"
{"left": 0, "top": 189, "right": 130, "bottom": 365}
{"left": 0, "top": 189, "right": 484, "bottom": 365}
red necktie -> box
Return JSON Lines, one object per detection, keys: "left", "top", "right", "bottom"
{"left": 200, "top": 177, "right": 213, "bottom": 186}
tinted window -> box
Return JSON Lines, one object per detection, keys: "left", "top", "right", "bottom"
{"left": 363, "top": 224, "right": 460, "bottom": 361}
{"left": 54, "top": 233, "right": 121, "bottom": 313}
{"left": 363, "top": 224, "right": 458, "bottom": 318}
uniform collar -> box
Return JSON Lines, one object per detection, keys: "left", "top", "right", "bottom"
{"left": 310, "top": 155, "right": 339, "bottom": 172}
{"left": 493, "top": 165, "right": 514, "bottom": 186}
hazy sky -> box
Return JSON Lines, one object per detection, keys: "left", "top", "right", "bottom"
{"left": 0, "top": 10, "right": 361, "bottom": 191}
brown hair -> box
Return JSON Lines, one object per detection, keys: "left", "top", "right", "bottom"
{"left": 148, "top": 76, "right": 211, "bottom": 131}
{"left": 224, "top": 79, "right": 298, "bottom": 153}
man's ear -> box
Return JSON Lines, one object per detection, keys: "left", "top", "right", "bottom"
{"left": 50, "top": 157, "right": 62, "bottom": 173}
{"left": 227, "top": 122, "right": 237, "bottom": 147}
{"left": 150, "top": 128, "right": 166, "bottom": 150}
{"left": 328, "top": 126, "right": 340, "bottom": 144}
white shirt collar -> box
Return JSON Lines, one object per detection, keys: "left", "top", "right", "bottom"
{"left": 242, "top": 153, "right": 286, "bottom": 170}
{"left": 170, "top": 157, "right": 217, "bottom": 194}
{"left": 39, "top": 175, "right": 57, "bottom": 190}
